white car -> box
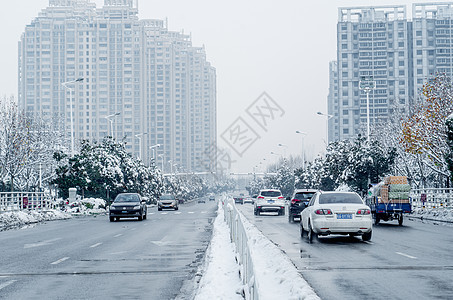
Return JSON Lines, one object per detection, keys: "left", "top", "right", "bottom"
{"left": 300, "top": 191, "right": 372, "bottom": 242}
{"left": 254, "top": 189, "right": 285, "bottom": 216}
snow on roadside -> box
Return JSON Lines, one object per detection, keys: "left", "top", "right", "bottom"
{"left": 410, "top": 208, "right": 453, "bottom": 224}
{"left": 240, "top": 210, "right": 321, "bottom": 300}
{"left": 0, "top": 209, "right": 72, "bottom": 231}
{"left": 194, "top": 200, "right": 243, "bottom": 300}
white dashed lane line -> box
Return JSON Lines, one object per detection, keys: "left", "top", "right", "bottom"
{"left": 0, "top": 280, "right": 16, "bottom": 291}
{"left": 396, "top": 252, "right": 417, "bottom": 259}
{"left": 51, "top": 257, "right": 69, "bottom": 265}
{"left": 113, "top": 234, "right": 122, "bottom": 238}
{"left": 90, "top": 243, "right": 102, "bottom": 248}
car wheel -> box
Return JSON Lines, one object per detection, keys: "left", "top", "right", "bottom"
{"left": 143, "top": 212, "right": 147, "bottom": 220}
{"left": 109, "top": 216, "right": 114, "bottom": 222}
{"left": 158, "top": 207, "right": 162, "bottom": 211}
{"left": 300, "top": 223, "right": 305, "bottom": 238}
{"left": 288, "top": 214, "right": 293, "bottom": 223}
{"left": 398, "top": 214, "right": 403, "bottom": 226}
{"left": 362, "top": 230, "right": 372, "bottom": 242}
{"left": 138, "top": 214, "right": 143, "bottom": 221}
{"left": 175, "top": 207, "right": 178, "bottom": 211}
{"left": 254, "top": 209, "right": 258, "bottom": 216}
{"left": 280, "top": 209, "right": 285, "bottom": 216}
{"left": 308, "top": 221, "right": 315, "bottom": 243}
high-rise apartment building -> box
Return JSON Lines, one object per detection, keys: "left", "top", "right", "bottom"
{"left": 329, "top": 3, "right": 453, "bottom": 143}
{"left": 18, "top": 0, "right": 216, "bottom": 173}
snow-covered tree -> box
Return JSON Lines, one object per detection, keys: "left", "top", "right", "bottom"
{"left": 52, "top": 137, "right": 163, "bottom": 201}
{"left": 0, "top": 97, "right": 35, "bottom": 191}
{"left": 400, "top": 73, "right": 453, "bottom": 185}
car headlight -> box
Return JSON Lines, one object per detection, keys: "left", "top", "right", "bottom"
{"left": 133, "top": 205, "right": 141, "bottom": 210}
{"left": 109, "top": 205, "right": 116, "bottom": 211}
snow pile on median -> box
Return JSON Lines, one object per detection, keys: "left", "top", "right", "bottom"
{"left": 194, "top": 200, "right": 243, "bottom": 300}
{"left": 0, "top": 210, "right": 71, "bottom": 231}
{"left": 240, "top": 214, "right": 321, "bottom": 300}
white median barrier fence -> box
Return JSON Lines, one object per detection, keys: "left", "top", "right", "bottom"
{"left": 223, "top": 196, "right": 320, "bottom": 300}
{"left": 224, "top": 197, "right": 258, "bottom": 300}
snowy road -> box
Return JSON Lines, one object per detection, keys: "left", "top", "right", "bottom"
{"left": 237, "top": 203, "right": 453, "bottom": 300}
{"left": 0, "top": 201, "right": 217, "bottom": 299}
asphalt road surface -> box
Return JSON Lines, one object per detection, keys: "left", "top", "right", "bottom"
{"left": 0, "top": 199, "right": 217, "bottom": 299}
{"left": 237, "top": 202, "right": 453, "bottom": 300}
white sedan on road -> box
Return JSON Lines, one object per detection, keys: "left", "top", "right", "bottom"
{"left": 300, "top": 191, "right": 372, "bottom": 242}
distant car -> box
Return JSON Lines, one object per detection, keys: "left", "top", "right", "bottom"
{"left": 234, "top": 196, "right": 244, "bottom": 205}
{"left": 198, "top": 198, "right": 206, "bottom": 203}
{"left": 209, "top": 194, "right": 215, "bottom": 201}
{"left": 158, "top": 194, "right": 178, "bottom": 211}
{"left": 300, "top": 191, "right": 372, "bottom": 242}
{"left": 109, "top": 193, "right": 147, "bottom": 222}
{"left": 254, "top": 189, "right": 285, "bottom": 216}
{"left": 243, "top": 197, "right": 253, "bottom": 204}
{"left": 288, "top": 189, "right": 318, "bottom": 223}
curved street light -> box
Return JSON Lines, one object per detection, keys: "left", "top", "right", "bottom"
{"left": 317, "top": 111, "right": 333, "bottom": 145}
{"left": 105, "top": 112, "right": 121, "bottom": 139}
{"left": 61, "top": 78, "right": 83, "bottom": 156}
{"left": 296, "top": 131, "right": 306, "bottom": 169}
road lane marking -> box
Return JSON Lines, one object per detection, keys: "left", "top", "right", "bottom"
{"left": 396, "top": 252, "right": 417, "bottom": 259}
{"left": 51, "top": 257, "right": 69, "bottom": 265}
{"left": 363, "top": 241, "right": 374, "bottom": 245}
{"left": 188, "top": 212, "right": 195, "bottom": 214}
{"left": 175, "top": 212, "right": 181, "bottom": 215}
{"left": 161, "top": 212, "right": 168, "bottom": 215}
{"left": 148, "top": 213, "right": 155, "bottom": 215}
{"left": 0, "top": 280, "right": 16, "bottom": 291}
{"left": 24, "top": 238, "right": 62, "bottom": 249}
{"left": 114, "top": 234, "right": 122, "bottom": 238}
{"left": 90, "top": 243, "right": 102, "bottom": 248}
{"left": 201, "top": 211, "right": 207, "bottom": 214}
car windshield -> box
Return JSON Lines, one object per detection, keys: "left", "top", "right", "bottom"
{"left": 261, "top": 191, "right": 281, "bottom": 197}
{"left": 114, "top": 194, "right": 140, "bottom": 203}
{"left": 160, "top": 195, "right": 175, "bottom": 200}
{"left": 319, "top": 193, "right": 363, "bottom": 204}
{"left": 294, "top": 192, "right": 315, "bottom": 200}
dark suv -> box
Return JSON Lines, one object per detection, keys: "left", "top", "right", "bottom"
{"left": 109, "top": 193, "right": 147, "bottom": 222}
{"left": 288, "top": 189, "right": 317, "bottom": 222}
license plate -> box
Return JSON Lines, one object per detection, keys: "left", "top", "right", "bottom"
{"left": 267, "top": 200, "right": 275, "bottom": 203}
{"left": 122, "top": 211, "right": 128, "bottom": 213}
{"left": 337, "top": 213, "right": 352, "bottom": 219}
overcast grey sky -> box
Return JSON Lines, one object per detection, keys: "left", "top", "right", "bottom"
{"left": 0, "top": 0, "right": 419, "bottom": 172}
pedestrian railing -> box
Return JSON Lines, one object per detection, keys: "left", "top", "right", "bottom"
{"left": 410, "top": 188, "right": 453, "bottom": 209}
{"left": 223, "top": 197, "right": 258, "bottom": 300}
{"left": 0, "top": 192, "right": 53, "bottom": 212}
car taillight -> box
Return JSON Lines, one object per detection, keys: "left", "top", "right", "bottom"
{"left": 258, "top": 196, "right": 264, "bottom": 199}
{"left": 315, "top": 209, "right": 332, "bottom": 215}
{"left": 357, "top": 209, "right": 371, "bottom": 215}
{"left": 291, "top": 199, "right": 298, "bottom": 205}
{"left": 278, "top": 196, "right": 284, "bottom": 200}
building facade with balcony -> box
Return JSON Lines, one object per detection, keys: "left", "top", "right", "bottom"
{"left": 18, "top": 0, "right": 216, "bottom": 174}
{"left": 329, "top": 3, "right": 453, "bottom": 142}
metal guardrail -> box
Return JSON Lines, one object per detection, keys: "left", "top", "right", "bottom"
{"left": 410, "top": 188, "right": 453, "bottom": 209}
{"left": 0, "top": 192, "right": 53, "bottom": 212}
{"left": 223, "top": 197, "right": 258, "bottom": 300}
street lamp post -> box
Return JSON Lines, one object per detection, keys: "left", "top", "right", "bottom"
{"left": 295, "top": 131, "right": 306, "bottom": 169}
{"left": 135, "top": 133, "right": 147, "bottom": 160}
{"left": 62, "top": 78, "right": 83, "bottom": 156}
{"left": 359, "top": 76, "right": 376, "bottom": 143}
{"left": 105, "top": 112, "right": 120, "bottom": 139}
{"left": 277, "top": 143, "right": 288, "bottom": 158}
{"left": 149, "top": 144, "right": 161, "bottom": 165}
{"left": 317, "top": 111, "right": 333, "bottom": 146}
